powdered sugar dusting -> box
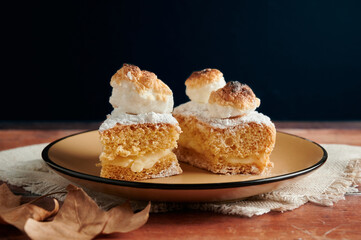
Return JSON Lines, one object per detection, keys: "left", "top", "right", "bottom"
{"left": 127, "top": 71, "right": 133, "bottom": 80}
{"left": 99, "top": 108, "right": 178, "bottom": 131}
{"left": 173, "top": 101, "right": 274, "bottom": 129}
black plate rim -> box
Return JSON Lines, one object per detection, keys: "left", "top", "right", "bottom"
{"left": 42, "top": 130, "right": 328, "bottom": 190}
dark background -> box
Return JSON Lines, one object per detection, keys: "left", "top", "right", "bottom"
{"left": 3, "top": 0, "right": 361, "bottom": 121}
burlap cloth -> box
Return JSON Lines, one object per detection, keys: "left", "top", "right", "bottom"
{"left": 0, "top": 143, "right": 360, "bottom": 217}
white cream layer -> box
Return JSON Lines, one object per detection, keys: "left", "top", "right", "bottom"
{"left": 173, "top": 101, "right": 274, "bottom": 128}
{"left": 99, "top": 109, "right": 179, "bottom": 131}
{"left": 103, "top": 149, "right": 171, "bottom": 172}
{"left": 186, "top": 77, "right": 226, "bottom": 103}
{"left": 109, "top": 80, "right": 174, "bottom": 114}
{"left": 207, "top": 103, "right": 257, "bottom": 118}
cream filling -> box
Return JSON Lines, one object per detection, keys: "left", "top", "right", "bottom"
{"left": 103, "top": 149, "right": 171, "bottom": 172}
{"left": 226, "top": 154, "right": 266, "bottom": 165}
{"left": 180, "top": 140, "right": 266, "bottom": 165}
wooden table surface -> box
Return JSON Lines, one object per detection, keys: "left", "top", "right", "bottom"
{"left": 0, "top": 121, "right": 360, "bottom": 240}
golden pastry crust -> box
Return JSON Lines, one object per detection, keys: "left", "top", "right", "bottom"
{"left": 173, "top": 113, "right": 276, "bottom": 174}
{"left": 185, "top": 68, "right": 223, "bottom": 88}
{"left": 99, "top": 122, "right": 180, "bottom": 159}
{"left": 111, "top": 64, "right": 172, "bottom": 99}
{"left": 99, "top": 121, "right": 182, "bottom": 181}
{"left": 208, "top": 81, "right": 260, "bottom": 110}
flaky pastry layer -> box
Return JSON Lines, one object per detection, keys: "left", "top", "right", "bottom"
{"left": 99, "top": 122, "right": 180, "bottom": 159}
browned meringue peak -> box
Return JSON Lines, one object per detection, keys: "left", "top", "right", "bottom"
{"left": 207, "top": 81, "right": 260, "bottom": 118}
{"left": 184, "top": 68, "right": 226, "bottom": 103}
{"left": 109, "top": 64, "right": 174, "bottom": 114}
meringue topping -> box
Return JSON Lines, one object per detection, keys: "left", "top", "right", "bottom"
{"left": 109, "top": 64, "right": 174, "bottom": 114}
{"left": 185, "top": 68, "right": 226, "bottom": 103}
{"left": 207, "top": 81, "right": 260, "bottom": 118}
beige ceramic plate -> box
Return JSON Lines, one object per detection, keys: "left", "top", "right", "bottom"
{"left": 42, "top": 131, "right": 327, "bottom": 202}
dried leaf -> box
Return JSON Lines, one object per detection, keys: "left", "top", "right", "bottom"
{"left": 102, "top": 201, "right": 150, "bottom": 234}
{"left": 24, "top": 184, "right": 150, "bottom": 240}
{"left": 0, "top": 184, "right": 59, "bottom": 231}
